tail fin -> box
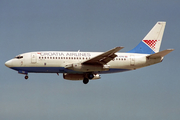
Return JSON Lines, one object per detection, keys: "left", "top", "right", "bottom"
{"left": 128, "top": 21, "right": 166, "bottom": 54}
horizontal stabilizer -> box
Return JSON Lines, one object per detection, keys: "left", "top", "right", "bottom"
{"left": 147, "top": 49, "right": 174, "bottom": 59}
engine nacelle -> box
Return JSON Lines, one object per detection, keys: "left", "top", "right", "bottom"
{"left": 66, "top": 63, "right": 109, "bottom": 72}
{"left": 63, "top": 73, "right": 101, "bottom": 80}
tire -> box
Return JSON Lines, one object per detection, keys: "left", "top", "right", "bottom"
{"left": 87, "top": 73, "right": 94, "bottom": 79}
{"left": 83, "top": 78, "right": 89, "bottom": 84}
{"left": 25, "top": 76, "right": 28, "bottom": 79}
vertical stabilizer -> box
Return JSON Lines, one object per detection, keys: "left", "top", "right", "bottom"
{"left": 128, "top": 21, "right": 166, "bottom": 54}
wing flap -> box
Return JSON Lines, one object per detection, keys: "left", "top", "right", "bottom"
{"left": 147, "top": 49, "right": 174, "bottom": 59}
{"left": 82, "top": 47, "right": 124, "bottom": 65}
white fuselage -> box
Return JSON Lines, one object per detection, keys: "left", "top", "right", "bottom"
{"left": 6, "top": 51, "right": 162, "bottom": 74}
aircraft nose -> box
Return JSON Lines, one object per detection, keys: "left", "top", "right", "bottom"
{"left": 5, "top": 60, "right": 13, "bottom": 67}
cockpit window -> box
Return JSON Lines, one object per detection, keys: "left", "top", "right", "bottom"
{"left": 15, "top": 55, "right": 23, "bottom": 59}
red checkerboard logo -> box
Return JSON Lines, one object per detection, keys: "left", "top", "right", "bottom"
{"left": 143, "top": 40, "right": 157, "bottom": 50}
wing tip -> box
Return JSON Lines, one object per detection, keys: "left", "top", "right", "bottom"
{"left": 116, "top": 46, "right": 124, "bottom": 49}
{"left": 167, "top": 48, "right": 174, "bottom": 51}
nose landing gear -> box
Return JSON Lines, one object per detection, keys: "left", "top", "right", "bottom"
{"left": 18, "top": 71, "right": 29, "bottom": 80}
{"left": 25, "top": 75, "right": 29, "bottom": 80}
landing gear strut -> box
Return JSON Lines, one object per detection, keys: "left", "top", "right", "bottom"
{"left": 25, "top": 75, "right": 28, "bottom": 80}
{"left": 83, "top": 78, "right": 89, "bottom": 84}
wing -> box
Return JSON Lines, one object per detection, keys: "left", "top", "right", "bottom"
{"left": 82, "top": 47, "right": 124, "bottom": 65}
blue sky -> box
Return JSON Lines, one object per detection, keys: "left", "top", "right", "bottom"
{"left": 0, "top": 0, "right": 180, "bottom": 120}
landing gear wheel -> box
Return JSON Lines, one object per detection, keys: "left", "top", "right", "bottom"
{"left": 83, "top": 78, "right": 89, "bottom": 84}
{"left": 87, "top": 73, "right": 94, "bottom": 79}
{"left": 25, "top": 76, "right": 28, "bottom": 80}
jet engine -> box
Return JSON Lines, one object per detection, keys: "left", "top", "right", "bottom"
{"left": 63, "top": 73, "right": 101, "bottom": 80}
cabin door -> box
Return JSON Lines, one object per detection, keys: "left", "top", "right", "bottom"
{"left": 130, "top": 55, "right": 135, "bottom": 66}
{"left": 31, "top": 53, "right": 37, "bottom": 64}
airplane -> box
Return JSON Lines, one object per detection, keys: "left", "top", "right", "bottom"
{"left": 5, "top": 21, "right": 174, "bottom": 84}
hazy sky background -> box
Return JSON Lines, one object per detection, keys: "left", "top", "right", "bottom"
{"left": 0, "top": 0, "right": 180, "bottom": 120}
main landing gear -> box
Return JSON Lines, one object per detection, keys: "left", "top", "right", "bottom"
{"left": 83, "top": 78, "right": 89, "bottom": 84}
{"left": 83, "top": 73, "right": 94, "bottom": 84}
